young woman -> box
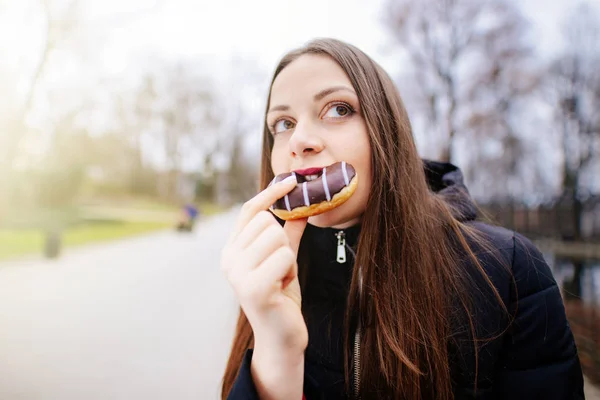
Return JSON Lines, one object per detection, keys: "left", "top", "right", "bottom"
{"left": 220, "top": 38, "right": 584, "bottom": 399}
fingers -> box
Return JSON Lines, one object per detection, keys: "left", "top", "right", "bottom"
{"left": 222, "top": 175, "right": 304, "bottom": 308}
{"left": 232, "top": 214, "right": 306, "bottom": 276}
{"left": 243, "top": 224, "right": 289, "bottom": 270}
{"left": 229, "top": 246, "right": 296, "bottom": 306}
{"left": 234, "top": 175, "right": 297, "bottom": 235}
{"left": 236, "top": 211, "right": 279, "bottom": 249}
{"left": 283, "top": 218, "right": 308, "bottom": 255}
{"left": 254, "top": 246, "right": 297, "bottom": 288}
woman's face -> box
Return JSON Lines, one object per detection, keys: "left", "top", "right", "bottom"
{"left": 267, "top": 54, "right": 372, "bottom": 229}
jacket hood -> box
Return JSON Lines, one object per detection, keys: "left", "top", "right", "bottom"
{"left": 423, "top": 159, "right": 478, "bottom": 222}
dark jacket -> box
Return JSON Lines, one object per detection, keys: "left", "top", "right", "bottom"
{"left": 228, "top": 161, "right": 585, "bottom": 400}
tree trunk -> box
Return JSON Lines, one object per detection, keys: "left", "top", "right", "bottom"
{"left": 573, "top": 194, "right": 583, "bottom": 242}
{"left": 564, "top": 261, "right": 584, "bottom": 301}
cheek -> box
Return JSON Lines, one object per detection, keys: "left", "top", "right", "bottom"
{"left": 270, "top": 140, "right": 288, "bottom": 174}
{"left": 349, "top": 137, "right": 371, "bottom": 182}
{"left": 353, "top": 135, "right": 372, "bottom": 207}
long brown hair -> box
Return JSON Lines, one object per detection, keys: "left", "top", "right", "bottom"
{"left": 222, "top": 38, "right": 508, "bottom": 399}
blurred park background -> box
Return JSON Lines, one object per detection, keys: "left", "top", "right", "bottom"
{"left": 0, "top": 0, "right": 599, "bottom": 398}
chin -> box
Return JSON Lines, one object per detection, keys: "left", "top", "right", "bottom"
{"left": 308, "top": 204, "right": 362, "bottom": 229}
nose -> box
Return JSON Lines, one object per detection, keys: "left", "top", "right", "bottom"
{"left": 288, "top": 122, "right": 324, "bottom": 157}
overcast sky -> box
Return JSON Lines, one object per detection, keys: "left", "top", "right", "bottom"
{"left": 0, "top": 0, "right": 593, "bottom": 100}
{"left": 84, "top": 0, "right": 590, "bottom": 72}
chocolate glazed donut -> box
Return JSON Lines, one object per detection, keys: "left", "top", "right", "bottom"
{"left": 269, "top": 161, "right": 358, "bottom": 220}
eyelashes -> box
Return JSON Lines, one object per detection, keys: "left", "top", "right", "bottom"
{"left": 268, "top": 100, "right": 356, "bottom": 135}
{"left": 322, "top": 101, "right": 355, "bottom": 119}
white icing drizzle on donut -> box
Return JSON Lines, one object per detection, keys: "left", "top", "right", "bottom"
{"left": 284, "top": 172, "right": 297, "bottom": 211}
{"left": 341, "top": 161, "right": 349, "bottom": 186}
{"left": 302, "top": 182, "right": 310, "bottom": 207}
{"left": 269, "top": 175, "right": 278, "bottom": 209}
{"left": 322, "top": 167, "right": 331, "bottom": 201}
{"left": 268, "top": 177, "right": 274, "bottom": 209}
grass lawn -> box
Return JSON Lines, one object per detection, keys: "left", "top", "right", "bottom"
{"left": 63, "top": 221, "right": 171, "bottom": 246}
{"left": 0, "top": 199, "right": 228, "bottom": 262}
{"left": 0, "top": 230, "right": 43, "bottom": 261}
{"left": 0, "top": 221, "right": 170, "bottom": 261}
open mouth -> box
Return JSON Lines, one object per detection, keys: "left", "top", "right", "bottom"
{"left": 296, "top": 170, "right": 323, "bottom": 183}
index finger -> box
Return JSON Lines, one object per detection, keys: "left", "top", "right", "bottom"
{"left": 234, "top": 174, "right": 297, "bottom": 234}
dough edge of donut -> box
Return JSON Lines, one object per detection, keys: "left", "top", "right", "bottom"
{"left": 271, "top": 175, "right": 358, "bottom": 221}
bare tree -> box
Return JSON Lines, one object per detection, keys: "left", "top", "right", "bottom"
{"left": 0, "top": 0, "right": 162, "bottom": 214}
{"left": 462, "top": 3, "right": 542, "bottom": 202}
{"left": 112, "top": 75, "right": 158, "bottom": 195}
{"left": 214, "top": 55, "right": 266, "bottom": 203}
{"left": 135, "top": 62, "right": 221, "bottom": 201}
{"left": 17, "top": 0, "right": 162, "bottom": 121}
{"left": 0, "top": 0, "right": 82, "bottom": 217}
{"left": 546, "top": 2, "right": 600, "bottom": 300}
{"left": 384, "top": 0, "right": 537, "bottom": 167}
{"left": 152, "top": 54, "right": 264, "bottom": 206}
{"left": 385, "top": 0, "right": 482, "bottom": 162}
{"left": 550, "top": 2, "right": 600, "bottom": 240}
{"left": 215, "top": 100, "right": 260, "bottom": 205}
{"left": 0, "top": 0, "right": 85, "bottom": 169}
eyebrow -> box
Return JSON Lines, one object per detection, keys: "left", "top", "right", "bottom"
{"left": 267, "top": 86, "right": 356, "bottom": 114}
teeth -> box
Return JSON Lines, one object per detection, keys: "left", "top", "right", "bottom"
{"left": 305, "top": 174, "right": 318, "bottom": 181}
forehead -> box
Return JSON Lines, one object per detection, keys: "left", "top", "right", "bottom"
{"left": 270, "top": 54, "right": 353, "bottom": 102}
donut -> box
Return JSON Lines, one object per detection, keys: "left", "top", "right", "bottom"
{"left": 269, "top": 161, "right": 358, "bottom": 220}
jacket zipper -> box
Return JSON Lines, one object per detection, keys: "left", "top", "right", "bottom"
{"left": 353, "top": 322, "right": 361, "bottom": 399}
{"left": 335, "top": 231, "right": 346, "bottom": 263}
{"left": 335, "top": 230, "right": 361, "bottom": 398}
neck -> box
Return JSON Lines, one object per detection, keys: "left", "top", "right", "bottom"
{"left": 331, "top": 218, "right": 361, "bottom": 230}
{"left": 308, "top": 215, "right": 362, "bottom": 230}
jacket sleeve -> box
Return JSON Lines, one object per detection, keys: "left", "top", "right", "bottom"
{"left": 227, "top": 349, "right": 313, "bottom": 400}
{"left": 227, "top": 350, "right": 260, "bottom": 400}
{"left": 493, "top": 232, "right": 585, "bottom": 399}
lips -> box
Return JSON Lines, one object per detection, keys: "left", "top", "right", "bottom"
{"left": 292, "top": 167, "right": 323, "bottom": 183}
{"left": 293, "top": 167, "right": 324, "bottom": 176}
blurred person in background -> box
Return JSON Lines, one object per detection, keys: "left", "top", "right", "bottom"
{"left": 219, "top": 39, "right": 584, "bottom": 399}
{"left": 176, "top": 203, "right": 199, "bottom": 232}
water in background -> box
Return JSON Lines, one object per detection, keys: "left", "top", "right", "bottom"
{"left": 543, "top": 251, "right": 600, "bottom": 304}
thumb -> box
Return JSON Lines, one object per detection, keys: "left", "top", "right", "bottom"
{"left": 283, "top": 218, "right": 308, "bottom": 255}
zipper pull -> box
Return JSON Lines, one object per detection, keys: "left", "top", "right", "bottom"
{"left": 336, "top": 231, "right": 346, "bottom": 263}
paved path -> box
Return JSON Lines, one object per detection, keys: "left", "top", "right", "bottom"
{"left": 588, "top": 377, "right": 600, "bottom": 399}
{"left": 0, "top": 209, "right": 240, "bottom": 400}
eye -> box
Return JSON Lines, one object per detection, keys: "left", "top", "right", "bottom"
{"left": 323, "top": 103, "right": 354, "bottom": 119}
{"left": 272, "top": 119, "right": 295, "bottom": 135}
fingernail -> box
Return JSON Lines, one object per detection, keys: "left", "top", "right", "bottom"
{"left": 281, "top": 175, "right": 297, "bottom": 184}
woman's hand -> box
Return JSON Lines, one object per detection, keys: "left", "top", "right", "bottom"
{"left": 221, "top": 175, "right": 309, "bottom": 353}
